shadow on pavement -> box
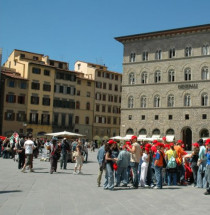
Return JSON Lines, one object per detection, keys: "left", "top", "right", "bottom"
{"left": 0, "top": 190, "right": 22, "bottom": 194}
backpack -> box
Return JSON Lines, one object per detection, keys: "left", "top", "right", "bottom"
{"left": 167, "top": 152, "right": 177, "bottom": 169}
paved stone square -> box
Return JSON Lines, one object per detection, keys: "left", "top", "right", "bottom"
{"left": 0, "top": 150, "right": 209, "bottom": 215}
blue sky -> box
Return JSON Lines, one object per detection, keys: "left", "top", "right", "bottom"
{"left": 1, "top": 0, "right": 210, "bottom": 73}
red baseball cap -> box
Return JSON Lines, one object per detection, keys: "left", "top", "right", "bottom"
{"left": 162, "top": 136, "right": 166, "bottom": 141}
{"left": 192, "top": 143, "right": 199, "bottom": 148}
{"left": 131, "top": 135, "right": 137, "bottom": 140}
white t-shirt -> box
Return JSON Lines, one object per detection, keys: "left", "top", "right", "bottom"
{"left": 24, "top": 140, "right": 34, "bottom": 154}
{"left": 142, "top": 153, "right": 149, "bottom": 163}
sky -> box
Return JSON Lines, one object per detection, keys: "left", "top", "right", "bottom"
{"left": 1, "top": 0, "right": 210, "bottom": 73}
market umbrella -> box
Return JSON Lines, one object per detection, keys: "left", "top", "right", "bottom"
{"left": 45, "top": 131, "right": 85, "bottom": 138}
{"left": 110, "top": 136, "right": 123, "bottom": 140}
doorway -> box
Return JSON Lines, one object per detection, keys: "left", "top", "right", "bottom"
{"left": 182, "top": 127, "right": 192, "bottom": 150}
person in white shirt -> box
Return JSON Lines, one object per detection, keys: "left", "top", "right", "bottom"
{"left": 21, "top": 133, "right": 35, "bottom": 173}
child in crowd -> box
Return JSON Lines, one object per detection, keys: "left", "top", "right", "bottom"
{"left": 73, "top": 145, "right": 84, "bottom": 174}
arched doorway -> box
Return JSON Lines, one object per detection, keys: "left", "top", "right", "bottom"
{"left": 182, "top": 127, "right": 192, "bottom": 150}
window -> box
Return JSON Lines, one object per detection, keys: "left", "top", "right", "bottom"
{"left": 141, "top": 115, "right": 145, "bottom": 120}
{"left": 130, "top": 53, "right": 136, "bottom": 62}
{"left": 202, "top": 67, "right": 209, "bottom": 80}
{"left": 8, "top": 80, "right": 15, "bottom": 87}
{"left": 200, "top": 128, "right": 209, "bottom": 137}
{"left": 169, "top": 48, "right": 175, "bottom": 58}
{"left": 20, "top": 53, "right": 25, "bottom": 58}
{"left": 126, "top": 128, "right": 134, "bottom": 134}
{"left": 31, "top": 82, "right": 40, "bottom": 90}
{"left": 139, "top": 128, "right": 147, "bottom": 135}
{"left": 43, "top": 84, "right": 51, "bottom": 91}
{"left": 75, "top": 116, "right": 79, "bottom": 124}
{"left": 20, "top": 82, "right": 27, "bottom": 89}
{"left": 53, "top": 113, "right": 59, "bottom": 126}
{"left": 18, "top": 95, "right": 25, "bottom": 104}
{"left": 30, "top": 113, "right": 38, "bottom": 124}
{"left": 154, "top": 70, "right": 161, "bottom": 83}
{"left": 59, "top": 86, "right": 64, "bottom": 93}
{"left": 185, "top": 114, "right": 189, "bottom": 120}
{"left": 103, "top": 83, "right": 106, "bottom": 89}
{"left": 33, "top": 56, "right": 38, "bottom": 60}
{"left": 6, "top": 94, "right": 16, "bottom": 103}
{"left": 97, "top": 71, "right": 101, "bottom": 77}
{"left": 129, "top": 73, "right": 135, "bottom": 84}
{"left": 141, "top": 96, "right": 146, "bottom": 108}
{"left": 77, "top": 90, "right": 80, "bottom": 96}
{"left": 32, "top": 67, "right": 41, "bottom": 74}
{"left": 184, "top": 68, "right": 191, "bottom": 81}
{"left": 155, "top": 115, "right": 159, "bottom": 120}
{"left": 77, "top": 80, "right": 81, "bottom": 85}
{"left": 86, "top": 92, "right": 90, "bottom": 97}
{"left": 154, "top": 95, "right": 160, "bottom": 107}
{"left": 128, "top": 115, "right": 132, "bottom": 120}
{"left": 142, "top": 51, "right": 148, "bottom": 61}
{"left": 96, "top": 104, "right": 100, "bottom": 112}
{"left": 61, "top": 114, "right": 66, "bottom": 125}
{"left": 169, "top": 115, "right": 173, "bottom": 120}
{"left": 114, "top": 85, "right": 118, "bottom": 91}
{"left": 107, "top": 117, "right": 111, "bottom": 124}
{"left": 115, "top": 75, "right": 118, "bottom": 81}
{"left": 5, "top": 111, "right": 15, "bottom": 121}
{"left": 155, "top": 50, "right": 162, "bottom": 60}
{"left": 141, "top": 72, "right": 148, "bottom": 84}
{"left": 16, "top": 112, "right": 26, "bottom": 121}
{"left": 108, "top": 106, "right": 112, "bottom": 113}
{"left": 202, "top": 44, "right": 209, "bottom": 55}
{"left": 201, "top": 93, "right": 208, "bottom": 106}
{"left": 202, "top": 114, "right": 207, "bottom": 119}
{"left": 96, "top": 81, "right": 102, "bottom": 88}
{"left": 184, "top": 94, "right": 191, "bottom": 106}
{"left": 168, "top": 95, "right": 174, "bottom": 107}
{"left": 113, "top": 117, "right": 117, "bottom": 125}
{"left": 50, "top": 61, "right": 54, "bottom": 66}
{"left": 76, "top": 101, "right": 80, "bottom": 109}
{"left": 152, "top": 129, "right": 160, "bottom": 135}
{"left": 128, "top": 96, "right": 134, "bottom": 108}
{"left": 108, "top": 95, "right": 113, "bottom": 102}
{"left": 59, "top": 63, "right": 63, "bottom": 69}
{"left": 102, "top": 105, "right": 106, "bottom": 112}
{"left": 44, "top": 70, "right": 50, "bottom": 76}
{"left": 86, "top": 102, "right": 90, "bottom": 110}
{"left": 87, "top": 81, "right": 91, "bottom": 86}
{"left": 95, "top": 93, "right": 101, "bottom": 100}
{"left": 109, "top": 83, "right": 112, "bottom": 90}
{"left": 185, "top": 46, "right": 192, "bottom": 57}
{"left": 85, "top": 117, "right": 89, "bottom": 125}
{"left": 168, "top": 69, "right": 175, "bottom": 82}
{"left": 31, "top": 96, "right": 39, "bottom": 105}
{"left": 41, "top": 114, "right": 50, "bottom": 125}
{"left": 114, "top": 95, "right": 118, "bottom": 103}
{"left": 102, "top": 94, "right": 106, "bottom": 101}
{"left": 42, "top": 97, "right": 50, "bottom": 106}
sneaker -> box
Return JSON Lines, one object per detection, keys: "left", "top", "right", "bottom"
{"left": 150, "top": 184, "right": 155, "bottom": 188}
{"left": 204, "top": 191, "right": 210, "bottom": 195}
{"left": 153, "top": 186, "right": 161, "bottom": 189}
{"left": 129, "top": 185, "right": 138, "bottom": 189}
{"left": 121, "top": 184, "right": 127, "bottom": 187}
{"left": 73, "top": 171, "right": 78, "bottom": 175}
{"left": 144, "top": 185, "right": 149, "bottom": 188}
{"left": 30, "top": 169, "right": 34, "bottom": 172}
{"left": 21, "top": 168, "right": 25, "bottom": 173}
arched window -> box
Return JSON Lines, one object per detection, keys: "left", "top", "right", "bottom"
{"left": 85, "top": 117, "right": 89, "bottom": 125}
{"left": 126, "top": 128, "right": 134, "bottom": 134}
{"left": 168, "top": 69, "right": 175, "bottom": 82}
{"left": 184, "top": 68, "right": 191, "bottom": 81}
{"left": 75, "top": 116, "right": 79, "bottom": 124}
{"left": 168, "top": 94, "right": 174, "bottom": 107}
{"left": 200, "top": 129, "right": 209, "bottom": 138}
{"left": 130, "top": 53, "right": 136, "bottom": 62}
{"left": 201, "top": 93, "right": 208, "bottom": 106}
{"left": 141, "top": 72, "right": 148, "bottom": 84}
{"left": 152, "top": 129, "right": 160, "bottom": 135}
{"left": 184, "top": 94, "right": 191, "bottom": 106}
{"left": 140, "top": 96, "right": 146, "bottom": 108}
{"left": 76, "top": 101, "right": 80, "bottom": 109}
{"left": 201, "top": 67, "right": 209, "bottom": 80}
{"left": 129, "top": 73, "right": 135, "bottom": 84}
{"left": 128, "top": 96, "right": 134, "bottom": 108}
{"left": 155, "top": 50, "right": 162, "bottom": 60}
{"left": 166, "top": 129, "right": 175, "bottom": 135}
{"left": 202, "top": 44, "right": 209, "bottom": 55}
{"left": 139, "top": 128, "right": 147, "bottom": 135}
{"left": 154, "top": 95, "right": 160, "bottom": 107}
{"left": 86, "top": 102, "right": 90, "bottom": 110}
{"left": 185, "top": 46, "right": 192, "bottom": 57}
{"left": 154, "top": 70, "right": 161, "bottom": 83}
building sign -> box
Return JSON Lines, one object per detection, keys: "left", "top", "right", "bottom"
{"left": 178, "top": 84, "right": 198, "bottom": 90}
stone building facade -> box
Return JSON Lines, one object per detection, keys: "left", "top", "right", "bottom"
{"left": 115, "top": 24, "right": 210, "bottom": 149}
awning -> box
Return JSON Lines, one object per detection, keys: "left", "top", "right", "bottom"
{"left": 137, "top": 135, "right": 147, "bottom": 141}
{"left": 166, "top": 135, "right": 175, "bottom": 142}
{"left": 122, "top": 135, "right": 133, "bottom": 140}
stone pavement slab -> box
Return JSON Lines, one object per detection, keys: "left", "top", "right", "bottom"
{"left": 0, "top": 150, "right": 209, "bottom": 215}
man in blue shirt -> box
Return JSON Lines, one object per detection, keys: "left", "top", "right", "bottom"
{"left": 204, "top": 140, "right": 210, "bottom": 195}
{"left": 97, "top": 143, "right": 105, "bottom": 187}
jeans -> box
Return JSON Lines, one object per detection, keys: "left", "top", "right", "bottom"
{"left": 191, "top": 162, "right": 198, "bottom": 186}
{"left": 177, "top": 164, "right": 185, "bottom": 183}
{"left": 104, "top": 163, "right": 114, "bottom": 190}
{"left": 60, "top": 153, "right": 68, "bottom": 169}
{"left": 18, "top": 153, "right": 25, "bottom": 169}
{"left": 154, "top": 166, "right": 163, "bottom": 188}
{"left": 97, "top": 165, "right": 104, "bottom": 186}
{"left": 197, "top": 161, "right": 207, "bottom": 188}
{"left": 116, "top": 166, "right": 128, "bottom": 186}
{"left": 130, "top": 162, "right": 139, "bottom": 188}
{"left": 167, "top": 171, "right": 177, "bottom": 185}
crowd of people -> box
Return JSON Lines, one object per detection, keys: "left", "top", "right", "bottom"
{"left": 97, "top": 136, "right": 210, "bottom": 195}
{"left": 0, "top": 133, "right": 89, "bottom": 174}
